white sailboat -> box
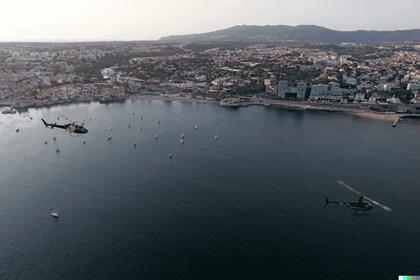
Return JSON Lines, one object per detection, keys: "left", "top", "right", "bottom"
{"left": 50, "top": 203, "right": 59, "bottom": 218}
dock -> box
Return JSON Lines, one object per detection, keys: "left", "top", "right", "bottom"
{"left": 393, "top": 114, "right": 420, "bottom": 127}
{"left": 392, "top": 118, "right": 400, "bottom": 127}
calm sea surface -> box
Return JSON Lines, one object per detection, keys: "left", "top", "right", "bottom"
{"left": 0, "top": 100, "right": 419, "bottom": 280}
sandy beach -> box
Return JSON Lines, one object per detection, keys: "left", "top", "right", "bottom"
{"left": 348, "top": 111, "right": 400, "bottom": 122}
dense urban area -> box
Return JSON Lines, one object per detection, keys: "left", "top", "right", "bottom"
{"left": 1, "top": 41, "right": 419, "bottom": 113}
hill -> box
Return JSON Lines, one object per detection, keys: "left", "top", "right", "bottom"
{"left": 159, "top": 25, "right": 420, "bottom": 43}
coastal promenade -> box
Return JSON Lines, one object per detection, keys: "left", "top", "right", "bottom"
{"left": 1, "top": 94, "right": 412, "bottom": 123}
{"left": 219, "top": 97, "right": 403, "bottom": 122}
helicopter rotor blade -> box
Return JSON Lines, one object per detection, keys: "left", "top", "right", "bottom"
{"left": 336, "top": 180, "right": 392, "bottom": 212}
{"left": 362, "top": 195, "right": 392, "bottom": 212}
{"left": 336, "top": 180, "right": 362, "bottom": 196}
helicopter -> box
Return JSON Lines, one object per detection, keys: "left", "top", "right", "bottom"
{"left": 42, "top": 119, "right": 88, "bottom": 134}
{"left": 324, "top": 180, "right": 392, "bottom": 215}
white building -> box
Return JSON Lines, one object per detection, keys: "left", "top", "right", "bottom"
{"left": 101, "top": 68, "right": 116, "bottom": 80}
{"left": 386, "top": 95, "right": 401, "bottom": 104}
{"left": 309, "top": 84, "right": 350, "bottom": 103}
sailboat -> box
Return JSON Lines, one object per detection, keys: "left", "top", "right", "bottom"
{"left": 50, "top": 203, "right": 59, "bottom": 218}
{"left": 214, "top": 129, "right": 218, "bottom": 140}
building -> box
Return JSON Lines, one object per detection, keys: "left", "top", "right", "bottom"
{"left": 277, "top": 80, "right": 307, "bottom": 100}
{"left": 264, "top": 78, "right": 277, "bottom": 95}
{"left": 309, "top": 84, "right": 350, "bottom": 103}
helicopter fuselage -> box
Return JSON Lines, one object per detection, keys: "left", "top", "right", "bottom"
{"left": 42, "top": 119, "right": 88, "bottom": 134}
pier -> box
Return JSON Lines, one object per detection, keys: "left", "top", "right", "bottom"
{"left": 393, "top": 114, "right": 420, "bottom": 127}
{"left": 392, "top": 118, "right": 400, "bottom": 127}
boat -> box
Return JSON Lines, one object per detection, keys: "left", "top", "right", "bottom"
{"left": 53, "top": 136, "right": 56, "bottom": 141}
{"left": 107, "top": 136, "right": 112, "bottom": 140}
{"left": 16, "top": 129, "right": 19, "bottom": 132}
{"left": 214, "top": 129, "right": 218, "bottom": 140}
{"left": 154, "top": 134, "right": 158, "bottom": 139}
{"left": 195, "top": 125, "right": 198, "bottom": 130}
{"left": 55, "top": 147, "right": 60, "bottom": 153}
{"left": 50, "top": 203, "right": 59, "bottom": 218}
{"left": 82, "top": 140, "right": 86, "bottom": 144}
{"left": 180, "top": 130, "right": 184, "bottom": 138}
{"left": 180, "top": 139, "right": 184, "bottom": 144}
{"left": 133, "top": 142, "right": 136, "bottom": 147}
{"left": 2, "top": 107, "right": 16, "bottom": 114}
{"left": 169, "top": 153, "right": 173, "bottom": 158}
{"left": 109, "top": 126, "right": 112, "bottom": 131}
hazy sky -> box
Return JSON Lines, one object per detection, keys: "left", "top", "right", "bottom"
{"left": 1, "top": 0, "right": 419, "bottom": 41}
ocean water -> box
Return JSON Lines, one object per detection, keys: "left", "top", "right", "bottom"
{"left": 0, "top": 100, "right": 419, "bottom": 280}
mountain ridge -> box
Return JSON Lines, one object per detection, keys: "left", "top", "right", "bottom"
{"left": 159, "top": 24, "right": 420, "bottom": 43}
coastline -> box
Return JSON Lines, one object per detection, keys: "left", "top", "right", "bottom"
{"left": 127, "top": 95, "right": 218, "bottom": 104}
{"left": 346, "top": 111, "right": 400, "bottom": 122}
{"left": 1, "top": 94, "right": 402, "bottom": 123}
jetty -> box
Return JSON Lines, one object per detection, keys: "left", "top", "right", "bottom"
{"left": 393, "top": 114, "right": 420, "bottom": 127}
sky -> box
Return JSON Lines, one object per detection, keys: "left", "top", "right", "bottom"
{"left": 0, "top": 0, "right": 419, "bottom": 41}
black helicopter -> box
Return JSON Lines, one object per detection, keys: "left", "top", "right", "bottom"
{"left": 324, "top": 180, "right": 392, "bottom": 215}
{"left": 42, "top": 119, "right": 88, "bottom": 134}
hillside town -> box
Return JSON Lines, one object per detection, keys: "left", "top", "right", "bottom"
{"left": 0, "top": 41, "right": 419, "bottom": 113}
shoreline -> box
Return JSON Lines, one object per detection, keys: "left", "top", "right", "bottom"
{"left": 346, "top": 111, "right": 400, "bottom": 122}
{"left": 0, "top": 95, "right": 402, "bottom": 123}
{"left": 127, "top": 95, "right": 218, "bottom": 104}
